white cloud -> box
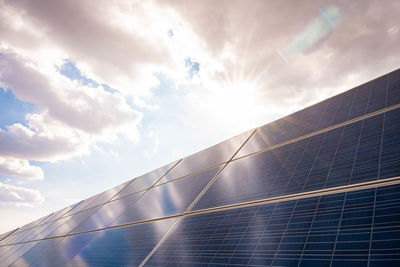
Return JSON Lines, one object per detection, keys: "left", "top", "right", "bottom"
{"left": 0, "top": 0, "right": 399, "bottom": 203}
{"left": 0, "top": 52, "right": 143, "bottom": 164}
{"left": 0, "top": 157, "right": 43, "bottom": 180}
{"left": 0, "top": 182, "right": 44, "bottom": 207}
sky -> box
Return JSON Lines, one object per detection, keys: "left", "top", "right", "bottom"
{"left": 0, "top": 0, "right": 399, "bottom": 234}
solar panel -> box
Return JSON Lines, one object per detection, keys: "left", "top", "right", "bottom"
{"left": 66, "top": 218, "right": 178, "bottom": 267}
{"left": 155, "top": 130, "right": 253, "bottom": 185}
{"left": 110, "top": 161, "right": 178, "bottom": 201}
{"left": 81, "top": 180, "right": 131, "bottom": 210}
{"left": 234, "top": 71, "right": 395, "bottom": 159}
{"left": 112, "top": 166, "right": 221, "bottom": 226}
{"left": 32, "top": 232, "right": 100, "bottom": 267}
{"left": 146, "top": 184, "right": 400, "bottom": 267}
{"left": 1, "top": 69, "right": 399, "bottom": 267}
{"left": 71, "top": 192, "right": 142, "bottom": 234}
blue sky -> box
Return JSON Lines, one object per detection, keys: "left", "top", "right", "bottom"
{"left": 0, "top": 0, "right": 399, "bottom": 233}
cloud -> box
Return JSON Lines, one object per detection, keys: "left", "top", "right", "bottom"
{"left": 0, "top": 0, "right": 182, "bottom": 100}
{"left": 0, "top": 157, "right": 43, "bottom": 180}
{"left": 0, "top": 182, "right": 44, "bottom": 207}
{"left": 160, "top": 0, "right": 400, "bottom": 105}
{"left": 0, "top": 52, "right": 143, "bottom": 163}
{"left": 0, "top": 0, "right": 399, "bottom": 179}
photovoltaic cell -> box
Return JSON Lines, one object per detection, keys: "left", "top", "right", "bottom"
{"left": 235, "top": 71, "right": 396, "bottom": 159}
{"left": 112, "top": 166, "right": 221, "bottom": 226}
{"left": 379, "top": 109, "right": 400, "bottom": 179}
{"left": 387, "top": 68, "right": 400, "bottom": 107}
{"left": 1, "top": 69, "right": 399, "bottom": 267}
{"left": 66, "top": 217, "right": 178, "bottom": 267}
{"left": 110, "top": 161, "right": 177, "bottom": 201}
{"left": 155, "top": 130, "right": 252, "bottom": 184}
{"left": 0, "top": 242, "right": 38, "bottom": 267}
{"left": 80, "top": 180, "right": 131, "bottom": 210}
{"left": 193, "top": 110, "right": 399, "bottom": 211}
{"left": 10, "top": 238, "right": 62, "bottom": 267}
{"left": 71, "top": 192, "right": 142, "bottom": 234}
{"left": 146, "top": 184, "right": 400, "bottom": 267}
{"left": 32, "top": 231, "right": 101, "bottom": 267}
{"left": 46, "top": 207, "right": 102, "bottom": 238}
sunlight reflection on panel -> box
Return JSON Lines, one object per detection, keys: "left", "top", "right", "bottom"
{"left": 110, "top": 161, "right": 177, "bottom": 201}
{"left": 10, "top": 238, "right": 61, "bottom": 267}
{"left": 66, "top": 218, "right": 178, "bottom": 267}
{"left": 156, "top": 131, "right": 251, "bottom": 184}
{"left": 32, "top": 232, "right": 102, "bottom": 267}
{"left": 47, "top": 208, "right": 101, "bottom": 238}
{"left": 81, "top": 180, "right": 131, "bottom": 210}
{"left": 71, "top": 192, "right": 142, "bottom": 234}
{"left": 112, "top": 166, "right": 221, "bottom": 226}
{"left": 1, "top": 242, "right": 37, "bottom": 267}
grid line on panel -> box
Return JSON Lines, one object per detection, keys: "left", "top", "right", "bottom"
{"left": 152, "top": 161, "right": 229, "bottom": 188}
{"left": 329, "top": 189, "right": 347, "bottom": 267}
{"left": 7, "top": 160, "right": 181, "bottom": 244}
{"left": 297, "top": 196, "right": 322, "bottom": 265}
{"left": 1, "top": 176, "right": 400, "bottom": 248}
{"left": 144, "top": 183, "right": 400, "bottom": 266}
{"left": 0, "top": 228, "right": 18, "bottom": 245}
{"left": 3, "top": 104, "right": 396, "bottom": 245}
{"left": 23, "top": 160, "right": 183, "bottom": 267}
{"left": 1, "top": 162, "right": 181, "bottom": 266}
{"left": 233, "top": 103, "right": 400, "bottom": 163}
{"left": 100, "top": 160, "right": 182, "bottom": 228}
{"left": 57, "top": 160, "right": 181, "bottom": 221}
{"left": 22, "top": 103, "right": 394, "bottom": 244}
{"left": 109, "top": 160, "right": 181, "bottom": 202}
{"left": 139, "top": 128, "right": 259, "bottom": 267}
{"left": 367, "top": 187, "right": 377, "bottom": 267}
{"left": 270, "top": 198, "right": 301, "bottom": 266}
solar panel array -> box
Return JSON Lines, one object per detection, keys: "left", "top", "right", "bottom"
{"left": 0, "top": 68, "right": 399, "bottom": 267}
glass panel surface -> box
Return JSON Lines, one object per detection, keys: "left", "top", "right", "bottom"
{"left": 47, "top": 207, "right": 101, "bottom": 238}
{"left": 379, "top": 109, "right": 400, "bottom": 179}
{"left": 10, "top": 238, "right": 62, "bottom": 267}
{"left": 194, "top": 113, "right": 389, "bottom": 210}
{"left": 81, "top": 180, "right": 131, "bottom": 210}
{"left": 66, "top": 218, "right": 178, "bottom": 267}
{"left": 155, "top": 130, "right": 252, "bottom": 184}
{"left": 32, "top": 232, "right": 100, "bottom": 267}
{"left": 0, "top": 242, "right": 37, "bottom": 267}
{"left": 71, "top": 192, "right": 142, "bottom": 234}
{"left": 147, "top": 184, "right": 400, "bottom": 267}
{"left": 16, "top": 217, "right": 70, "bottom": 243}
{"left": 112, "top": 166, "right": 221, "bottom": 226}
{"left": 235, "top": 73, "right": 392, "bottom": 159}
{"left": 110, "top": 161, "right": 177, "bottom": 201}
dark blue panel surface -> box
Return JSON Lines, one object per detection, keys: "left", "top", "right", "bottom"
{"left": 110, "top": 161, "right": 177, "bottom": 201}
{"left": 66, "top": 218, "right": 177, "bottom": 267}
{"left": 47, "top": 207, "right": 101, "bottom": 238}
{"left": 71, "top": 192, "right": 142, "bottom": 233}
{"left": 32, "top": 232, "right": 100, "bottom": 267}
{"left": 147, "top": 184, "right": 400, "bottom": 267}
{"left": 235, "top": 72, "right": 393, "bottom": 158}
{"left": 379, "top": 109, "right": 400, "bottom": 179}
{"left": 112, "top": 166, "right": 221, "bottom": 226}
{"left": 193, "top": 111, "right": 398, "bottom": 210}
{"left": 10, "top": 238, "right": 62, "bottom": 267}
{"left": 0, "top": 242, "right": 37, "bottom": 266}
{"left": 81, "top": 180, "right": 130, "bottom": 210}
{"left": 387, "top": 68, "right": 400, "bottom": 106}
{"left": 14, "top": 217, "right": 70, "bottom": 244}
{"left": 156, "top": 130, "right": 252, "bottom": 184}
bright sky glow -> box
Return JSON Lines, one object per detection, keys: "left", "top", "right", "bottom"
{"left": 0, "top": 0, "right": 399, "bottom": 233}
